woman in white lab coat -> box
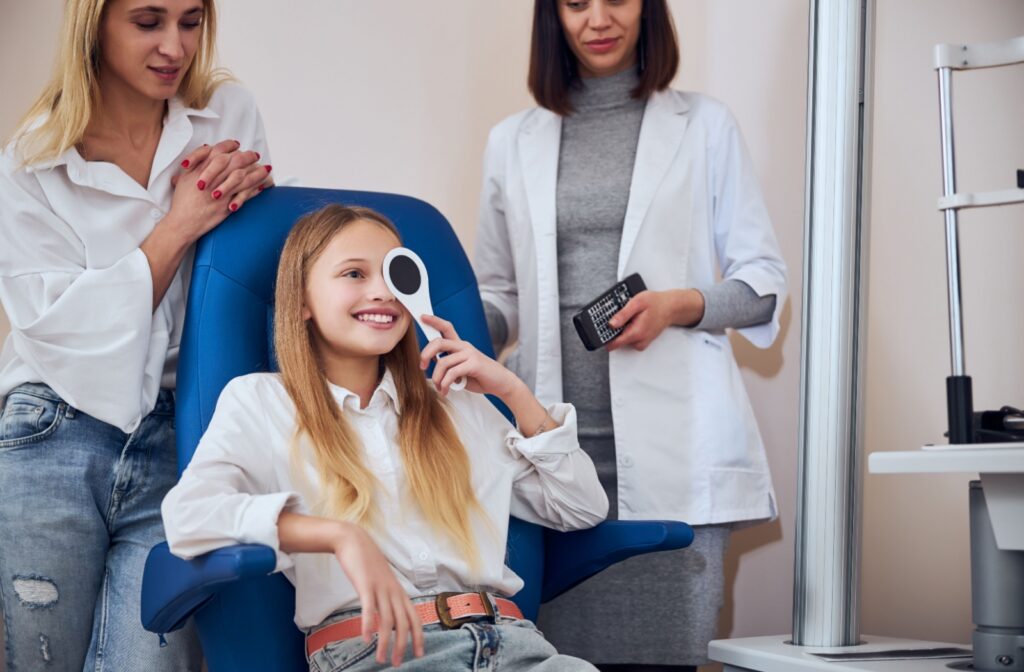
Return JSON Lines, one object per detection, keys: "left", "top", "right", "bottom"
{"left": 474, "top": 1, "right": 787, "bottom": 670}
{"left": 0, "top": 1, "right": 272, "bottom": 669}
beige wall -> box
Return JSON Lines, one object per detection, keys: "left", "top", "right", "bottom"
{"left": 1, "top": 0, "right": 1021, "bottom": 665}
{"left": 862, "top": 0, "right": 1024, "bottom": 644}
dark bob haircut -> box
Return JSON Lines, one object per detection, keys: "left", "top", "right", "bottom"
{"left": 528, "top": 0, "right": 680, "bottom": 116}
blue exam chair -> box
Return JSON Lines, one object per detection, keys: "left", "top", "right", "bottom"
{"left": 140, "top": 187, "right": 694, "bottom": 671}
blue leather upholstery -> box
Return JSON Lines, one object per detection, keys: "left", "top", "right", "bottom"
{"left": 142, "top": 187, "right": 694, "bottom": 671}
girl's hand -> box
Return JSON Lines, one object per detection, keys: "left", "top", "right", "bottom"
{"left": 331, "top": 522, "right": 425, "bottom": 667}
{"left": 418, "top": 314, "right": 521, "bottom": 399}
{"left": 606, "top": 289, "right": 704, "bottom": 352}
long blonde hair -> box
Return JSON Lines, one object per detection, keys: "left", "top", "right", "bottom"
{"left": 8, "top": 0, "right": 227, "bottom": 166}
{"left": 274, "top": 204, "right": 484, "bottom": 565}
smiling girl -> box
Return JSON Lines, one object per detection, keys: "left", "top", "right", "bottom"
{"left": 0, "top": 0, "right": 272, "bottom": 669}
{"left": 161, "top": 205, "right": 609, "bottom": 671}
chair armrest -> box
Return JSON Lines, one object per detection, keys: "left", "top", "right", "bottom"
{"left": 141, "top": 542, "right": 278, "bottom": 634}
{"left": 540, "top": 520, "right": 694, "bottom": 602}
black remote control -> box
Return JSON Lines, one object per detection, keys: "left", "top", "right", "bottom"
{"left": 572, "top": 273, "right": 647, "bottom": 351}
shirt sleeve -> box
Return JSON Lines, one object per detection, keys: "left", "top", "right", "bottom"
{"left": 473, "top": 125, "right": 520, "bottom": 348}
{"left": 161, "top": 376, "right": 300, "bottom": 572}
{"left": 457, "top": 392, "right": 609, "bottom": 531}
{"left": 0, "top": 162, "right": 156, "bottom": 432}
{"left": 695, "top": 278, "right": 777, "bottom": 331}
{"left": 709, "top": 107, "right": 788, "bottom": 348}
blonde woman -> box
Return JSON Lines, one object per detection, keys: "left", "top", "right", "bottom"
{"left": 161, "top": 205, "right": 608, "bottom": 671}
{"left": 0, "top": 0, "right": 272, "bottom": 669}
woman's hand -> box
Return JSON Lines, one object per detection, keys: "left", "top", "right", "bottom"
{"left": 418, "top": 314, "right": 521, "bottom": 399}
{"left": 166, "top": 140, "right": 272, "bottom": 241}
{"left": 606, "top": 289, "right": 705, "bottom": 352}
{"left": 330, "top": 522, "right": 425, "bottom": 668}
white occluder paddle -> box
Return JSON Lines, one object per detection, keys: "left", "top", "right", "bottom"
{"left": 383, "top": 247, "right": 467, "bottom": 392}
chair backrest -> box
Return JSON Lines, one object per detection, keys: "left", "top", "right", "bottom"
{"left": 176, "top": 187, "right": 544, "bottom": 671}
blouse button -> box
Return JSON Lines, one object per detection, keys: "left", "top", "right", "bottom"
{"left": 150, "top": 208, "right": 162, "bottom": 220}
{"left": 417, "top": 551, "right": 429, "bottom": 561}
{"left": 619, "top": 455, "right": 634, "bottom": 468}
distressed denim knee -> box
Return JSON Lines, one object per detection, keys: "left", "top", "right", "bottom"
{"left": 0, "top": 383, "right": 200, "bottom": 672}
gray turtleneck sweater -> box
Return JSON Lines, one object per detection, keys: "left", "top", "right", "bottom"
{"left": 484, "top": 70, "right": 775, "bottom": 517}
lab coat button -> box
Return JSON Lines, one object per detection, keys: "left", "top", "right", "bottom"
{"left": 417, "top": 551, "right": 429, "bottom": 561}
{"left": 619, "top": 455, "right": 634, "bottom": 468}
{"left": 150, "top": 208, "right": 162, "bottom": 220}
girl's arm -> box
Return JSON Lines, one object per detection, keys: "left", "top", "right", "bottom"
{"left": 419, "top": 315, "right": 609, "bottom": 530}
{"left": 276, "top": 512, "right": 425, "bottom": 668}
{"left": 418, "top": 314, "right": 553, "bottom": 433}
{"left": 160, "top": 376, "right": 298, "bottom": 570}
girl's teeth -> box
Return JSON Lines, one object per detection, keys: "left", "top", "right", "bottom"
{"left": 358, "top": 314, "right": 393, "bottom": 323}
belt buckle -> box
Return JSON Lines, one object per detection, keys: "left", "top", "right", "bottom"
{"left": 435, "top": 592, "right": 495, "bottom": 629}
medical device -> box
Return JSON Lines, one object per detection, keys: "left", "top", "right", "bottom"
{"left": 383, "top": 247, "right": 466, "bottom": 391}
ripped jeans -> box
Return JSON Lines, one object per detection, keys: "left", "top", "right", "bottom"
{"left": 0, "top": 383, "right": 201, "bottom": 671}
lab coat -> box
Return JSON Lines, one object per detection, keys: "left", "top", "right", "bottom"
{"left": 474, "top": 89, "right": 787, "bottom": 526}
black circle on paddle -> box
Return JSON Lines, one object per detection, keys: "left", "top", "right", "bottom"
{"left": 389, "top": 255, "right": 421, "bottom": 295}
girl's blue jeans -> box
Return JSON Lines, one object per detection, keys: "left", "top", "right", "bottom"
{"left": 0, "top": 383, "right": 202, "bottom": 671}
{"left": 307, "top": 599, "right": 598, "bottom": 672}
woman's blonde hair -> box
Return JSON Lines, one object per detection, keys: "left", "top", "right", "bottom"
{"left": 9, "top": 0, "right": 227, "bottom": 166}
{"left": 274, "top": 204, "right": 484, "bottom": 566}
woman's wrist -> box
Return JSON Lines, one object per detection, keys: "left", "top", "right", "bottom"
{"left": 667, "top": 288, "right": 705, "bottom": 327}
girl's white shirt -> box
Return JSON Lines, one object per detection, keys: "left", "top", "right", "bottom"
{"left": 161, "top": 371, "right": 609, "bottom": 629}
{"left": 0, "top": 83, "right": 271, "bottom": 433}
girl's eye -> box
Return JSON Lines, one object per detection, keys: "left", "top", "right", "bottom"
{"left": 341, "top": 270, "right": 364, "bottom": 279}
{"left": 135, "top": 21, "right": 160, "bottom": 30}
{"left": 181, "top": 20, "right": 202, "bottom": 30}
{"left": 566, "top": 1, "right": 588, "bottom": 9}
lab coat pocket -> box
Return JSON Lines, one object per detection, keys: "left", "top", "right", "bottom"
{"left": 692, "top": 333, "right": 759, "bottom": 471}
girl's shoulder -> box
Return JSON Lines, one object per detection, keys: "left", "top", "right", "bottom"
{"left": 218, "top": 371, "right": 290, "bottom": 408}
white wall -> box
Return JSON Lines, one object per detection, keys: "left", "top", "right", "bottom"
{"left": 1, "top": 1, "right": 1022, "bottom": 667}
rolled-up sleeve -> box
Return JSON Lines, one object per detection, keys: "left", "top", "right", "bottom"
{"left": 0, "top": 166, "right": 156, "bottom": 431}
{"left": 461, "top": 393, "right": 608, "bottom": 531}
{"left": 161, "top": 376, "right": 300, "bottom": 572}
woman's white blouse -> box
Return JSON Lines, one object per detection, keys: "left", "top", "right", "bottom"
{"left": 161, "top": 372, "right": 609, "bottom": 629}
{"left": 0, "top": 84, "right": 271, "bottom": 433}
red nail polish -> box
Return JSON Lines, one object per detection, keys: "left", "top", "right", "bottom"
{"left": 212, "top": 190, "right": 222, "bottom": 200}
{"left": 257, "top": 185, "right": 264, "bottom": 192}
{"left": 264, "top": 165, "right": 272, "bottom": 173}
{"left": 229, "top": 203, "right": 238, "bottom": 212}
{"left": 180, "top": 159, "right": 190, "bottom": 168}
{"left": 197, "top": 179, "right": 206, "bottom": 191}
{"left": 255, "top": 152, "right": 261, "bottom": 160}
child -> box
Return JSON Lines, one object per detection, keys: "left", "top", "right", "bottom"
{"left": 161, "top": 204, "right": 608, "bottom": 671}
